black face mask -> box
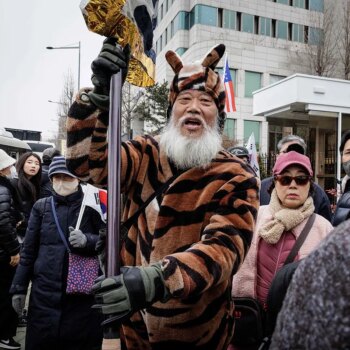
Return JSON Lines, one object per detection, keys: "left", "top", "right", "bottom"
{"left": 343, "top": 159, "right": 350, "bottom": 177}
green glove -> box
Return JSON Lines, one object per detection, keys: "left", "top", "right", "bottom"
{"left": 92, "top": 263, "right": 169, "bottom": 324}
{"left": 88, "top": 37, "right": 130, "bottom": 110}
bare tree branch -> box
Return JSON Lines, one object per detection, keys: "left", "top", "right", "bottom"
{"left": 304, "top": 4, "right": 338, "bottom": 76}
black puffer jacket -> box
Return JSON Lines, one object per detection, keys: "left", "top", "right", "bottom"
{"left": 40, "top": 164, "right": 53, "bottom": 198}
{"left": 10, "top": 187, "right": 104, "bottom": 350}
{"left": 332, "top": 177, "right": 350, "bottom": 226}
{"left": 0, "top": 176, "right": 22, "bottom": 261}
{"left": 10, "top": 177, "right": 36, "bottom": 238}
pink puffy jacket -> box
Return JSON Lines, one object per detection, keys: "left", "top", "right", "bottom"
{"left": 232, "top": 205, "right": 333, "bottom": 305}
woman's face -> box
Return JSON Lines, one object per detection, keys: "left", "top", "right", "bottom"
{"left": 342, "top": 139, "right": 350, "bottom": 163}
{"left": 0, "top": 165, "right": 11, "bottom": 177}
{"left": 274, "top": 165, "right": 311, "bottom": 209}
{"left": 23, "top": 155, "right": 40, "bottom": 178}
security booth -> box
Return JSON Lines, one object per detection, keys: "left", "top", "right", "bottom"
{"left": 253, "top": 74, "right": 350, "bottom": 198}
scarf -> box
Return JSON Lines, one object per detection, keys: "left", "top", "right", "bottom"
{"left": 258, "top": 188, "right": 315, "bottom": 244}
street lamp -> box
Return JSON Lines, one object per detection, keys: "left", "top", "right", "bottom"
{"left": 46, "top": 42, "right": 81, "bottom": 90}
{"left": 48, "top": 100, "right": 65, "bottom": 105}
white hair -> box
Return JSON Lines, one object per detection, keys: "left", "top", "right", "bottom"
{"left": 159, "top": 115, "right": 222, "bottom": 169}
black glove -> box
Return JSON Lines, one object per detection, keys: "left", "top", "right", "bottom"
{"left": 88, "top": 37, "right": 130, "bottom": 110}
{"left": 92, "top": 263, "right": 169, "bottom": 325}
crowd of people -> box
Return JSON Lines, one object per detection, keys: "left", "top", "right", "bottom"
{"left": 1, "top": 37, "right": 350, "bottom": 350}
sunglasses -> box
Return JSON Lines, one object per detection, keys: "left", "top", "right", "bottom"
{"left": 274, "top": 175, "right": 311, "bottom": 186}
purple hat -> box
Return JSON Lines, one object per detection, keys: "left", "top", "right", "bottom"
{"left": 273, "top": 151, "right": 313, "bottom": 176}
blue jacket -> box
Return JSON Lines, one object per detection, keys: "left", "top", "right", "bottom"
{"left": 260, "top": 177, "right": 332, "bottom": 222}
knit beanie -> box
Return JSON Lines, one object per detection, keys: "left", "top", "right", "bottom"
{"left": 165, "top": 44, "right": 226, "bottom": 132}
{"left": 0, "top": 149, "right": 16, "bottom": 171}
{"left": 48, "top": 156, "right": 76, "bottom": 179}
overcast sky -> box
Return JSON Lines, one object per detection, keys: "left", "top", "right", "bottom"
{"left": 0, "top": 0, "right": 104, "bottom": 140}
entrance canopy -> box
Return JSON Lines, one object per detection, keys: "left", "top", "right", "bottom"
{"left": 253, "top": 73, "right": 350, "bottom": 192}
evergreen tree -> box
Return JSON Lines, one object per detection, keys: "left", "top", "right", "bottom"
{"left": 136, "top": 81, "right": 169, "bottom": 135}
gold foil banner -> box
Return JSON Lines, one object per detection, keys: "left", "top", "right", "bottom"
{"left": 80, "top": 0, "right": 156, "bottom": 87}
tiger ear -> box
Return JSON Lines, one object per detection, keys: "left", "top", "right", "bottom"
{"left": 165, "top": 50, "right": 183, "bottom": 73}
{"left": 201, "top": 44, "right": 226, "bottom": 70}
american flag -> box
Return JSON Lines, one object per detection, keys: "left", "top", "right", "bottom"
{"left": 223, "top": 55, "right": 236, "bottom": 112}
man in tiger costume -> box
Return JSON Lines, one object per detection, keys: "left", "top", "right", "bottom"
{"left": 66, "top": 38, "right": 259, "bottom": 350}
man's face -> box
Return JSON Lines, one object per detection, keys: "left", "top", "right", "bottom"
{"left": 171, "top": 90, "right": 218, "bottom": 137}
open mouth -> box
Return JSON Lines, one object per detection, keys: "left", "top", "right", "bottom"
{"left": 182, "top": 117, "right": 203, "bottom": 131}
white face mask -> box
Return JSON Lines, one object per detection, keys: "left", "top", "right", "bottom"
{"left": 6, "top": 165, "right": 17, "bottom": 180}
{"left": 52, "top": 178, "right": 79, "bottom": 196}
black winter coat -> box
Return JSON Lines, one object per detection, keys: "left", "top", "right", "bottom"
{"left": 0, "top": 176, "right": 21, "bottom": 261}
{"left": 10, "top": 178, "right": 36, "bottom": 238}
{"left": 332, "top": 178, "right": 350, "bottom": 226}
{"left": 10, "top": 187, "right": 104, "bottom": 350}
{"left": 40, "top": 164, "right": 53, "bottom": 198}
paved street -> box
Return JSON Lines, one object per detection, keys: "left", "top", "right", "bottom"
{"left": 14, "top": 326, "right": 26, "bottom": 349}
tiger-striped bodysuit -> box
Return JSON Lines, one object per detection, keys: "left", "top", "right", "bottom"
{"left": 66, "top": 91, "right": 260, "bottom": 350}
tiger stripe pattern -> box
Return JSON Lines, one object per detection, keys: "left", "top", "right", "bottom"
{"left": 66, "top": 95, "right": 259, "bottom": 349}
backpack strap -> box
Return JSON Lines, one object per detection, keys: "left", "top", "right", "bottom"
{"left": 284, "top": 213, "right": 316, "bottom": 265}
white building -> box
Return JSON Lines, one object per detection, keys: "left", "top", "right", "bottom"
{"left": 154, "top": 0, "right": 350, "bottom": 191}
{"left": 155, "top": 0, "right": 327, "bottom": 153}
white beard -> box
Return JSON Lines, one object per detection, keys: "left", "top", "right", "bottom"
{"left": 159, "top": 116, "right": 222, "bottom": 169}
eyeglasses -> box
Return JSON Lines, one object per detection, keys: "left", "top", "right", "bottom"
{"left": 274, "top": 175, "right": 312, "bottom": 186}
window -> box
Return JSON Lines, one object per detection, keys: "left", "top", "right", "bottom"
{"left": 308, "top": 27, "right": 323, "bottom": 45}
{"left": 245, "top": 71, "right": 262, "bottom": 98}
{"left": 269, "top": 125, "right": 283, "bottom": 152}
{"left": 276, "top": 0, "right": 289, "bottom": 4}
{"left": 223, "top": 118, "right": 235, "bottom": 140}
{"left": 160, "top": 34, "right": 163, "bottom": 51}
{"left": 242, "top": 13, "right": 254, "bottom": 33}
{"left": 171, "top": 20, "right": 174, "bottom": 37}
{"left": 160, "top": 4, "right": 163, "bottom": 20}
{"left": 218, "top": 8, "right": 223, "bottom": 28}
{"left": 173, "top": 11, "right": 189, "bottom": 34}
{"left": 167, "top": 24, "right": 172, "bottom": 43}
{"left": 190, "top": 5, "right": 218, "bottom": 27}
{"left": 272, "top": 19, "right": 276, "bottom": 37}
{"left": 293, "top": 0, "right": 306, "bottom": 8}
{"left": 277, "top": 20, "right": 288, "bottom": 39}
{"left": 223, "top": 9, "right": 236, "bottom": 30}
{"left": 292, "top": 24, "right": 305, "bottom": 43}
{"left": 244, "top": 121, "right": 260, "bottom": 148}
{"left": 270, "top": 74, "right": 286, "bottom": 84}
{"left": 259, "top": 17, "right": 272, "bottom": 36}
{"left": 309, "top": 0, "right": 324, "bottom": 12}
{"left": 175, "top": 47, "right": 188, "bottom": 56}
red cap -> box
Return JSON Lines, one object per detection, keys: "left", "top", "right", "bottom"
{"left": 273, "top": 151, "right": 313, "bottom": 176}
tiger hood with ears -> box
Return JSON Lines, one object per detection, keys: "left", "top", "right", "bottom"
{"left": 165, "top": 44, "right": 227, "bottom": 132}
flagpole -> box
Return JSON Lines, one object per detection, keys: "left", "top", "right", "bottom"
{"left": 76, "top": 185, "right": 89, "bottom": 230}
{"left": 102, "top": 71, "right": 122, "bottom": 349}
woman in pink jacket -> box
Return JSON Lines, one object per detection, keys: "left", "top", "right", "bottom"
{"left": 230, "top": 151, "right": 333, "bottom": 349}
